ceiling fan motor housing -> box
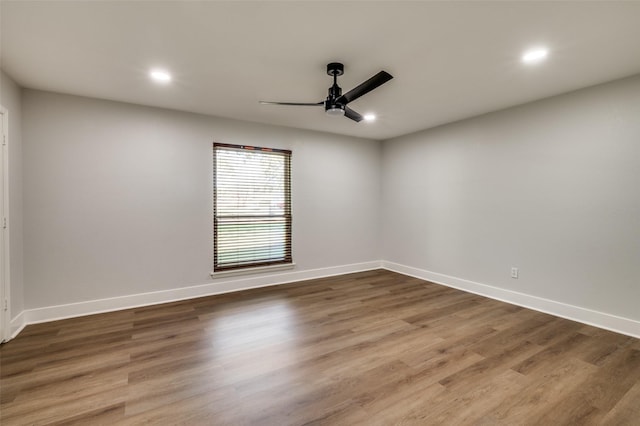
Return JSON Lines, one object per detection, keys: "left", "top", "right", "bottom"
{"left": 328, "top": 84, "right": 342, "bottom": 99}
{"left": 326, "top": 63, "right": 345, "bottom": 115}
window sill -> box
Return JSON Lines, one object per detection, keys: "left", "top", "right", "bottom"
{"left": 210, "top": 263, "right": 296, "bottom": 279}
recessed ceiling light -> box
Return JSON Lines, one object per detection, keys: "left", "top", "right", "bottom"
{"left": 364, "top": 113, "right": 376, "bottom": 122}
{"left": 150, "top": 69, "right": 172, "bottom": 83}
{"left": 521, "top": 48, "right": 549, "bottom": 64}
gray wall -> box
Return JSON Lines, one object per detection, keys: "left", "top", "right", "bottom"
{"left": 0, "top": 70, "right": 24, "bottom": 319}
{"left": 22, "top": 90, "right": 381, "bottom": 309}
{"left": 382, "top": 75, "right": 640, "bottom": 321}
{"left": 16, "top": 73, "right": 640, "bottom": 329}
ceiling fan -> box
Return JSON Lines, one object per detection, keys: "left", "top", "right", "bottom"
{"left": 259, "top": 62, "right": 393, "bottom": 122}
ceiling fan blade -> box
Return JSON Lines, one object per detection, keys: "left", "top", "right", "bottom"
{"left": 259, "top": 101, "right": 323, "bottom": 106}
{"left": 336, "top": 71, "right": 393, "bottom": 105}
{"left": 344, "top": 106, "right": 364, "bottom": 122}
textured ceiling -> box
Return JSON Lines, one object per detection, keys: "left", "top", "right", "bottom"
{"left": 2, "top": 1, "right": 640, "bottom": 140}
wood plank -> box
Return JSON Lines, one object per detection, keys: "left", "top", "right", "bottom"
{"left": 601, "top": 381, "right": 640, "bottom": 425}
{"left": 1, "top": 269, "right": 638, "bottom": 425}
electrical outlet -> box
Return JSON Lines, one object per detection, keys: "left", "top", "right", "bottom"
{"left": 511, "top": 267, "right": 519, "bottom": 279}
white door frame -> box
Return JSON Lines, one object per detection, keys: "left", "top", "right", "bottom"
{"left": 0, "top": 106, "right": 10, "bottom": 343}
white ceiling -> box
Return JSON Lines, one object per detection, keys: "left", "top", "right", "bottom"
{"left": 2, "top": 1, "right": 640, "bottom": 140}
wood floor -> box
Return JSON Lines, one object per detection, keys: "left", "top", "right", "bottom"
{"left": 1, "top": 270, "right": 639, "bottom": 425}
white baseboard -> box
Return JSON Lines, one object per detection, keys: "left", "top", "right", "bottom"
{"left": 9, "top": 310, "right": 26, "bottom": 339}
{"left": 382, "top": 261, "right": 640, "bottom": 339}
{"left": 21, "top": 261, "right": 383, "bottom": 326}
{"left": 10, "top": 260, "right": 640, "bottom": 341}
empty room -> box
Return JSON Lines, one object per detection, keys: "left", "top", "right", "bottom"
{"left": 1, "top": 1, "right": 639, "bottom": 425}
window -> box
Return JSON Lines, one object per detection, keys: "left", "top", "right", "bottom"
{"left": 213, "top": 143, "right": 292, "bottom": 272}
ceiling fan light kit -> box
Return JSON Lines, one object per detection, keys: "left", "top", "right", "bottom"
{"left": 260, "top": 62, "right": 393, "bottom": 122}
{"left": 325, "top": 105, "right": 345, "bottom": 117}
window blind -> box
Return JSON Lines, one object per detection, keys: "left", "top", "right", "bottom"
{"left": 213, "top": 143, "right": 292, "bottom": 272}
